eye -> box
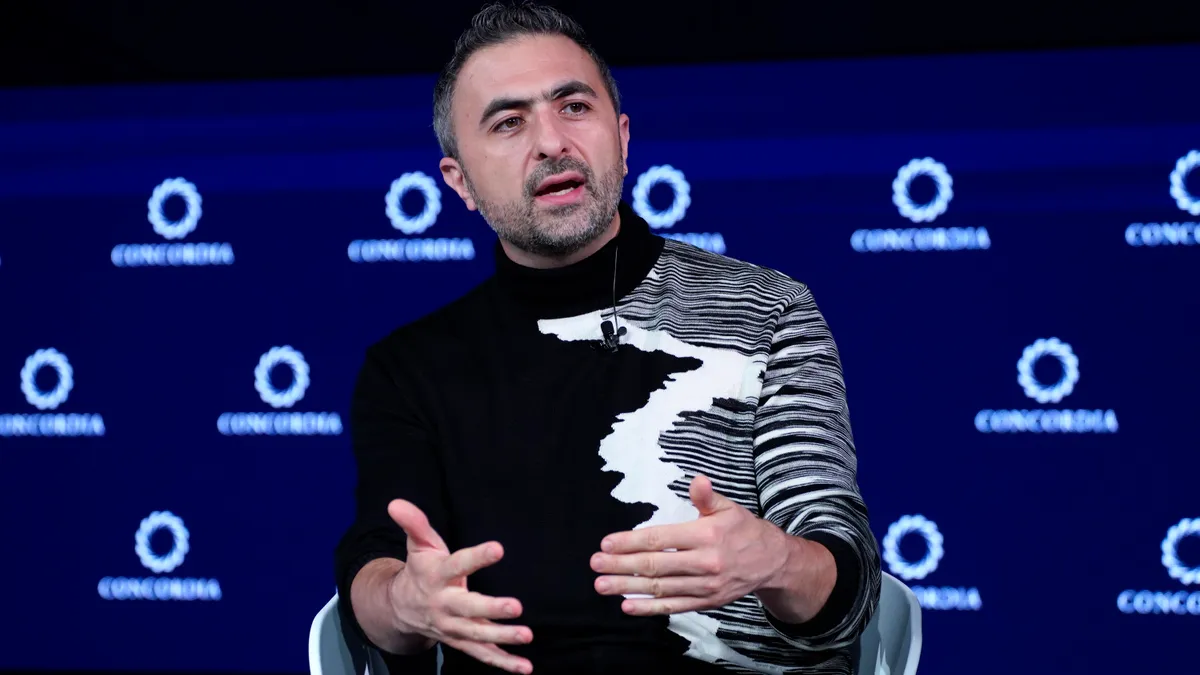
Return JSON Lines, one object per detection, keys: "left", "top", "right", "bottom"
{"left": 563, "top": 102, "right": 589, "bottom": 115}
{"left": 494, "top": 117, "right": 522, "bottom": 132}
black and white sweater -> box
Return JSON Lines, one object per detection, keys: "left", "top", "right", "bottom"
{"left": 335, "top": 201, "right": 881, "bottom": 675}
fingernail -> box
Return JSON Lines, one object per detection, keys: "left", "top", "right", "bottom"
{"left": 601, "top": 539, "right": 613, "bottom": 553}
{"left": 596, "top": 579, "right": 609, "bottom": 592}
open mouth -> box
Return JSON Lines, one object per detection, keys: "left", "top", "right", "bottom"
{"left": 534, "top": 174, "right": 586, "bottom": 198}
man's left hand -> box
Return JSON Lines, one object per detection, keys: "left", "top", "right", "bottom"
{"left": 590, "top": 474, "right": 789, "bottom": 616}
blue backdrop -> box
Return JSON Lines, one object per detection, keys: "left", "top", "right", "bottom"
{"left": 1, "top": 43, "right": 1198, "bottom": 674}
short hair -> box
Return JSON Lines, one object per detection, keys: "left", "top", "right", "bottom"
{"left": 432, "top": 1, "right": 622, "bottom": 160}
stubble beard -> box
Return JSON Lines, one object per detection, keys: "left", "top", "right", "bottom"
{"left": 466, "top": 156, "right": 624, "bottom": 259}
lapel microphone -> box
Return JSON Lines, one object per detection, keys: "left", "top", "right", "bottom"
{"left": 600, "top": 319, "right": 626, "bottom": 353}
{"left": 600, "top": 244, "right": 626, "bottom": 353}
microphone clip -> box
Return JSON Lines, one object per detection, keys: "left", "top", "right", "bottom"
{"left": 600, "top": 319, "right": 627, "bottom": 353}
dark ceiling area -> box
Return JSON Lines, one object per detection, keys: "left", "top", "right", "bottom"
{"left": 2, "top": 0, "right": 1199, "bottom": 88}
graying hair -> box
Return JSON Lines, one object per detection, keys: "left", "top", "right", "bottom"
{"left": 432, "top": 1, "right": 622, "bottom": 160}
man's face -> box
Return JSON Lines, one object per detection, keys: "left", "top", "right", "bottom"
{"left": 440, "top": 34, "right": 630, "bottom": 258}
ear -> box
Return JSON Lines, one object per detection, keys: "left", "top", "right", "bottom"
{"left": 618, "top": 113, "right": 630, "bottom": 176}
{"left": 439, "top": 156, "right": 477, "bottom": 212}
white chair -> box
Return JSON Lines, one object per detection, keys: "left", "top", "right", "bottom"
{"left": 309, "top": 594, "right": 394, "bottom": 675}
{"left": 309, "top": 595, "right": 357, "bottom": 675}
{"left": 857, "top": 572, "right": 922, "bottom": 675}
{"left": 312, "top": 577, "right": 920, "bottom": 675}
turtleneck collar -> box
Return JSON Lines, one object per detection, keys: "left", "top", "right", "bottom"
{"left": 493, "top": 200, "right": 664, "bottom": 319}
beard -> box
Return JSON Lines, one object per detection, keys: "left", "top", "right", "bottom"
{"left": 465, "top": 155, "right": 624, "bottom": 259}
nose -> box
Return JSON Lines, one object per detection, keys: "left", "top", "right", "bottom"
{"left": 531, "top": 107, "right": 571, "bottom": 161}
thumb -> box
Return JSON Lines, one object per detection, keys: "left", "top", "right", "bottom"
{"left": 387, "top": 499, "right": 449, "bottom": 553}
{"left": 690, "top": 474, "right": 731, "bottom": 516}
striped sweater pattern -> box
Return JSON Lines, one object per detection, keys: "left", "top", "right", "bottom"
{"left": 536, "top": 239, "right": 881, "bottom": 675}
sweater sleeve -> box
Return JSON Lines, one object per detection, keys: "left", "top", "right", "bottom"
{"left": 752, "top": 285, "right": 881, "bottom": 651}
{"left": 333, "top": 342, "right": 451, "bottom": 652}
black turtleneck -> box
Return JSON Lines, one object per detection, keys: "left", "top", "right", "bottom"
{"left": 335, "top": 201, "right": 880, "bottom": 675}
{"left": 491, "top": 201, "right": 663, "bottom": 319}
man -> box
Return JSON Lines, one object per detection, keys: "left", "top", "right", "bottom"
{"left": 335, "top": 3, "right": 881, "bottom": 674}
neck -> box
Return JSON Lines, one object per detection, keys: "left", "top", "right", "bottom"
{"left": 499, "top": 210, "right": 622, "bottom": 269}
{"left": 491, "top": 200, "right": 664, "bottom": 319}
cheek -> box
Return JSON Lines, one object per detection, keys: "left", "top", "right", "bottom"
{"left": 470, "top": 157, "right": 520, "bottom": 200}
{"left": 588, "top": 132, "right": 624, "bottom": 171}
{"left": 488, "top": 154, "right": 528, "bottom": 193}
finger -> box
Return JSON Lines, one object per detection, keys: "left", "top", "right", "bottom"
{"left": 438, "top": 615, "right": 533, "bottom": 645}
{"left": 591, "top": 550, "right": 718, "bottom": 577}
{"left": 601, "top": 521, "right": 711, "bottom": 554}
{"left": 621, "top": 596, "right": 713, "bottom": 616}
{"left": 444, "top": 589, "right": 524, "bottom": 620}
{"left": 388, "top": 500, "right": 449, "bottom": 553}
{"left": 595, "top": 574, "right": 720, "bottom": 598}
{"left": 689, "top": 474, "right": 733, "bottom": 516}
{"left": 440, "top": 540, "right": 505, "bottom": 582}
{"left": 443, "top": 637, "right": 533, "bottom": 675}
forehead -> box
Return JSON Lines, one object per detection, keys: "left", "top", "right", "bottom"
{"left": 454, "top": 34, "right": 604, "bottom": 115}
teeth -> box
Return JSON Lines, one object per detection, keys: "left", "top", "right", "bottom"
{"left": 544, "top": 185, "right": 576, "bottom": 196}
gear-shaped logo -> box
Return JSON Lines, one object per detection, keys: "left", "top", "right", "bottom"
{"left": 893, "top": 158, "right": 954, "bottom": 223}
{"left": 385, "top": 172, "right": 442, "bottom": 235}
{"left": 883, "top": 514, "right": 945, "bottom": 581}
{"left": 20, "top": 348, "right": 74, "bottom": 410}
{"left": 1017, "top": 338, "right": 1080, "bottom": 404}
{"left": 148, "top": 178, "right": 203, "bottom": 240}
{"left": 134, "top": 511, "right": 190, "bottom": 574}
{"left": 1162, "top": 518, "right": 1200, "bottom": 586}
{"left": 254, "top": 346, "right": 311, "bottom": 409}
{"left": 1169, "top": 151, "right": 1200, "bottom": 216}
{"left": 632, "top": 165, "right": 691, "bottom": 229}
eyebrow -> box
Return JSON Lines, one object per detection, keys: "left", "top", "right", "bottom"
{"left": 478, "top": 80, "right": 599, "bottom": 129}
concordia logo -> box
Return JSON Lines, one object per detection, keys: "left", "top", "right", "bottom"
{"left": 882, "top": 514, "right": 981, "bottom": 611}
{"left": 111, "top": 178, "right": 235, "bottom": 268}
{"left": 1118, "top": 518, "right": 1200, "bottom": 615}
{"left": 975, "top": 337, "right": 1118, "bottom": 434}
{"left": 1125, "top": 150, "right": 1200, "bottom": 248}
{"left": 631, "top": 165, "right": 725, "bottom": 254}
{"left": 853, "top": 157, "right": 991, "bottom": 254}
{"left": 0, "top": 348, "right": 106, "bottom": 437}
{"left": 98, "top": 511, "right": 222, "bottom": 602}
{"left": 348, "top": 171, "right": 475, "bottom": 263}
{"left": 217, "top": 345, "right": 342, "bottom": 436}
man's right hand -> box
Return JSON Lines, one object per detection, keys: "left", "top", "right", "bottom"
{"left": 386, "top": 499, "right": 534, "bottom": 675}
